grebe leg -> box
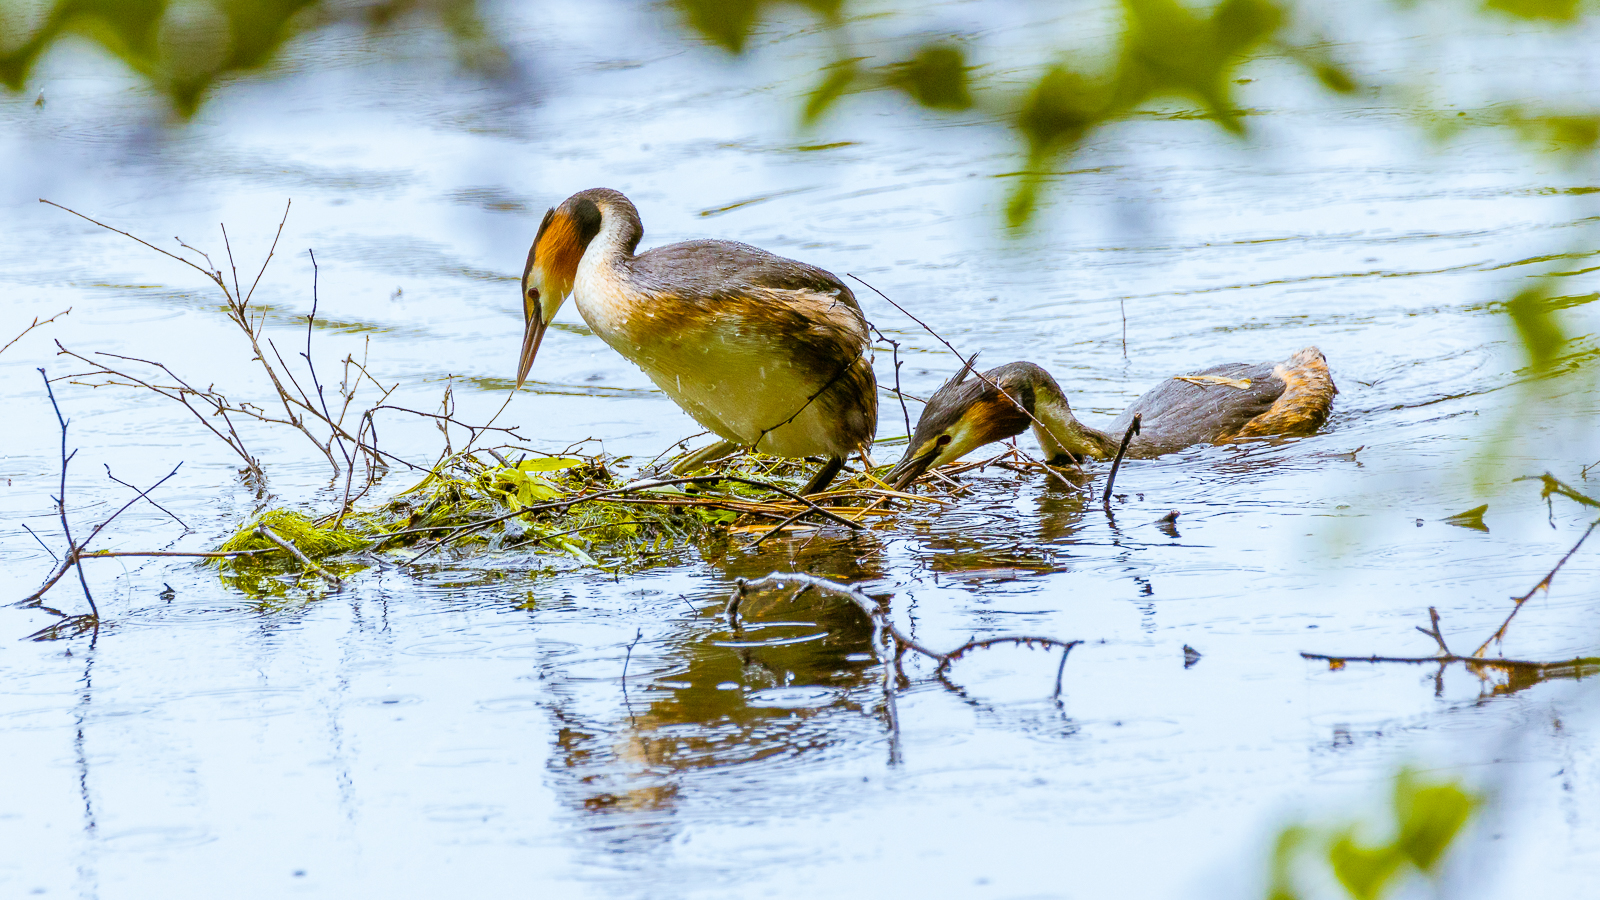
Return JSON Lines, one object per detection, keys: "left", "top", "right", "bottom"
{"left": 668, "top": 438, "right": 741, "bottom": 475}
{"left": 800, "top": 456, "right": 845, "bottom": 496}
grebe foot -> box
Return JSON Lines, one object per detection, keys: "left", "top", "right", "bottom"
{"left": 801, "top": 456, "right": 845, "bottom": 496}
{"left": 667, "top": 439, "right": 742, "bottom": 475}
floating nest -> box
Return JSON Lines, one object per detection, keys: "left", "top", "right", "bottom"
{"left": 211, "top": 444, "right": 971, "bottom": 592}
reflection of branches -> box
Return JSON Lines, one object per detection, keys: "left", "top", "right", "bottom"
{"left": 726, "top": 572, "right": 1080, "bottom": 697}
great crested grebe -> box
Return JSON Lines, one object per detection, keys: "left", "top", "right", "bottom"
{"left": 887, "top": 347, "right": 1336, "bottom": 489}
{"left": 517, "top": 188, "right": 877, "bottom": 495}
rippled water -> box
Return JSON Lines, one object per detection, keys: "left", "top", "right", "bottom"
{"left": 3, "top": 3, "right": 1600, "bottom": 897}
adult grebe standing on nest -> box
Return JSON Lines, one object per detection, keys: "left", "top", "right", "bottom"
{"left": 517, "top": 188, "right": 877, "bottom": 495}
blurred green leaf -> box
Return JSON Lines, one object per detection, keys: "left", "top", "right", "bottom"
{"left": 1268, "top": 769, "right": 1479, "bottom": 900}
{"left": 1017, "top": 63, "right": 1103, "bottom": 155}
{"left": 803, "top": 57, "right": 857, "bottom": 124}
{"left": 1506, "top": 282, "right": 1570, "bottom": 372}
{"left": 1485, "top": 0, "right": 1581, "bottom": 22}
{"left": 890, "top": 41, "right": 971, "bottom": 111}
{"left": 1266, "top": 824, "right": 1309, "bottom": 900}
{"left": 0, "top": 0, "right": 503, "bottom": 116}
{"left": 1120, "top": 0, "right": 1287, "bottom": 134}
{"left": 676, "top": 0, "right": 764, "bottom": 53}
{"left": 1524, "top": 113, "right": 1600, "bottom": 152}
{"left": 1328, "top": 835, "right": 1404, "bottom": 900}
{"left": 1393, "top": 772, "right": 1476, "bottom": 872}
{"left": 1213, "top": 0, "right": 1286, "bottom": 57}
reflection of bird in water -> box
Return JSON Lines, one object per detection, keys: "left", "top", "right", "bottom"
{"left": 517, "top": 188, "right": 877, "bottom": 495}
{"left": 888, "top": 347, "right": 1336, "bottom": 489}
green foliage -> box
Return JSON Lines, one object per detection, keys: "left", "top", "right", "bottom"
{"left": 889, "top": 42, "right": 970, "bottom": 111}
{"left": 1120, "top": 0, "right": 1283, "bottom": 135}
{"left": 673, "top": 0, "right": 843, "bottom": 54}
{"left": 1505, "top": 282, "right": 1571, "bottom": 373}
{"left": 219, "top": 508, "right": 368, "bottom": 557}
{"left": 1269, "top": 768, "right": 1479, "bottom": 900}
{"left": 206, "top": 448, "right": 841, "bottom": 596}
{"left": 1485, "top": 0, "right": 1583, "bottom": 23}
{"left": 676, "top": 0, "right": 765, "bottom": 53}
{"left": 803, "top": 56, "right": 858, "bottom": 124}
{"left": 0, "top": 0, "right": 505, "bottom": 116}
{"left": 676, "top": 0, "right": 1370, "bottom": 229}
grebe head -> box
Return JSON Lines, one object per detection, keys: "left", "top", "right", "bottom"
{"left": 886, "top": 360, "right": 1117, "bottom": 489}
{"left": 887, "top": 358, "right": 1039, "bottom": 490}
{"left": 517, "top": 188, "right": 639, "bottom": 387}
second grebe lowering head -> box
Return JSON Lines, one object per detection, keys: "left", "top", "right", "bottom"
{"left": 888, "top": 347, "right": 1336, "bottom": 489}
{"left": 518, "top": 188, "right": 878, "bottom": 495}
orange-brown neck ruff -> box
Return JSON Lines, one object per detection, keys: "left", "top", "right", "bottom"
{"left": 529, "top": 209, "right": 589, "bottom": 303}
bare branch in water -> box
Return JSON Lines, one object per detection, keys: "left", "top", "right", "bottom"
{"left": 1102, "top": 413, "right": 1141, "bottom": 514}
{"left": 1473, "top": 514, "right": 1598, "bottom": 658}
{"left": 1, "top": 308, "right": 70, "bottom": 357}
{"left": 257, "top": 525, "right": 344, "bottom": 588}
{"left": 1306, "top": 510, "right": 1600, "bottom": 693}
{"left": 105, "top": 464, "right": 189, "bottom": 531}
{"left": 36, "top": 367, "right": 95, "bottom": 620}
{"left": 24, "top": 369, "right": 185, "bottom": 617}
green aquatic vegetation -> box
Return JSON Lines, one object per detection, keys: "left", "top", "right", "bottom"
{"left": 218, "top": 509, "right": 370, "bottom": 558}
{"left": 210, "top": 448, "right": 857, "bottom": 590}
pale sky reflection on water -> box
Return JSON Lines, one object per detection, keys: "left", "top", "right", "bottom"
{"left": 2, "top": 2, "right": 1599, "bottom": 898}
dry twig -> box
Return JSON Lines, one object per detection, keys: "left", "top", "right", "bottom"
{"left": 257, "top": 525, "right": 344, "bottom": 588}
{"left": 1102, "top": 413, "right": 1142, "bottom": 513}
{"left": 2, "top": 308, "right": 69, "bottom": 357}
{"left": 1306, "top": 505, "right": 1600, "bottom": 690}
{"left": 24, "top": 369, "right": 185, "bottom": 615}
{"left": 1472, "top": 515, "right": 1597, "bottom": 657}
{"left": 44, "top": 200, "right": 520, "bottom": 492}
{"left": 849, "top": 276, "right": 1084, "bottom": 492}
{"left": 403, "top": 474, "right": 864, "bottom": 565}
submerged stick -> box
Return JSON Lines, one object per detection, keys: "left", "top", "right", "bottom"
{"left": 77, "top": 550, "right": 270, "bottom": 559}
{"left": 257, "top": 525, "right": 343, "bottom": 588}
{"left": 1102, "top": 413, "right": 1141, "bottom": 514}
{"left": 1302, "top": 651, "right": 1600, "bottom": 673}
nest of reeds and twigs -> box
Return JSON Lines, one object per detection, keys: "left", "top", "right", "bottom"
{"left": 207, "top": 444, "right": 970, "bottom": 594}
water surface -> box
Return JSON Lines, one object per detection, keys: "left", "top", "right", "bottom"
{"left": 3, "top": 3, "right": 1600, "bottom": 897}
